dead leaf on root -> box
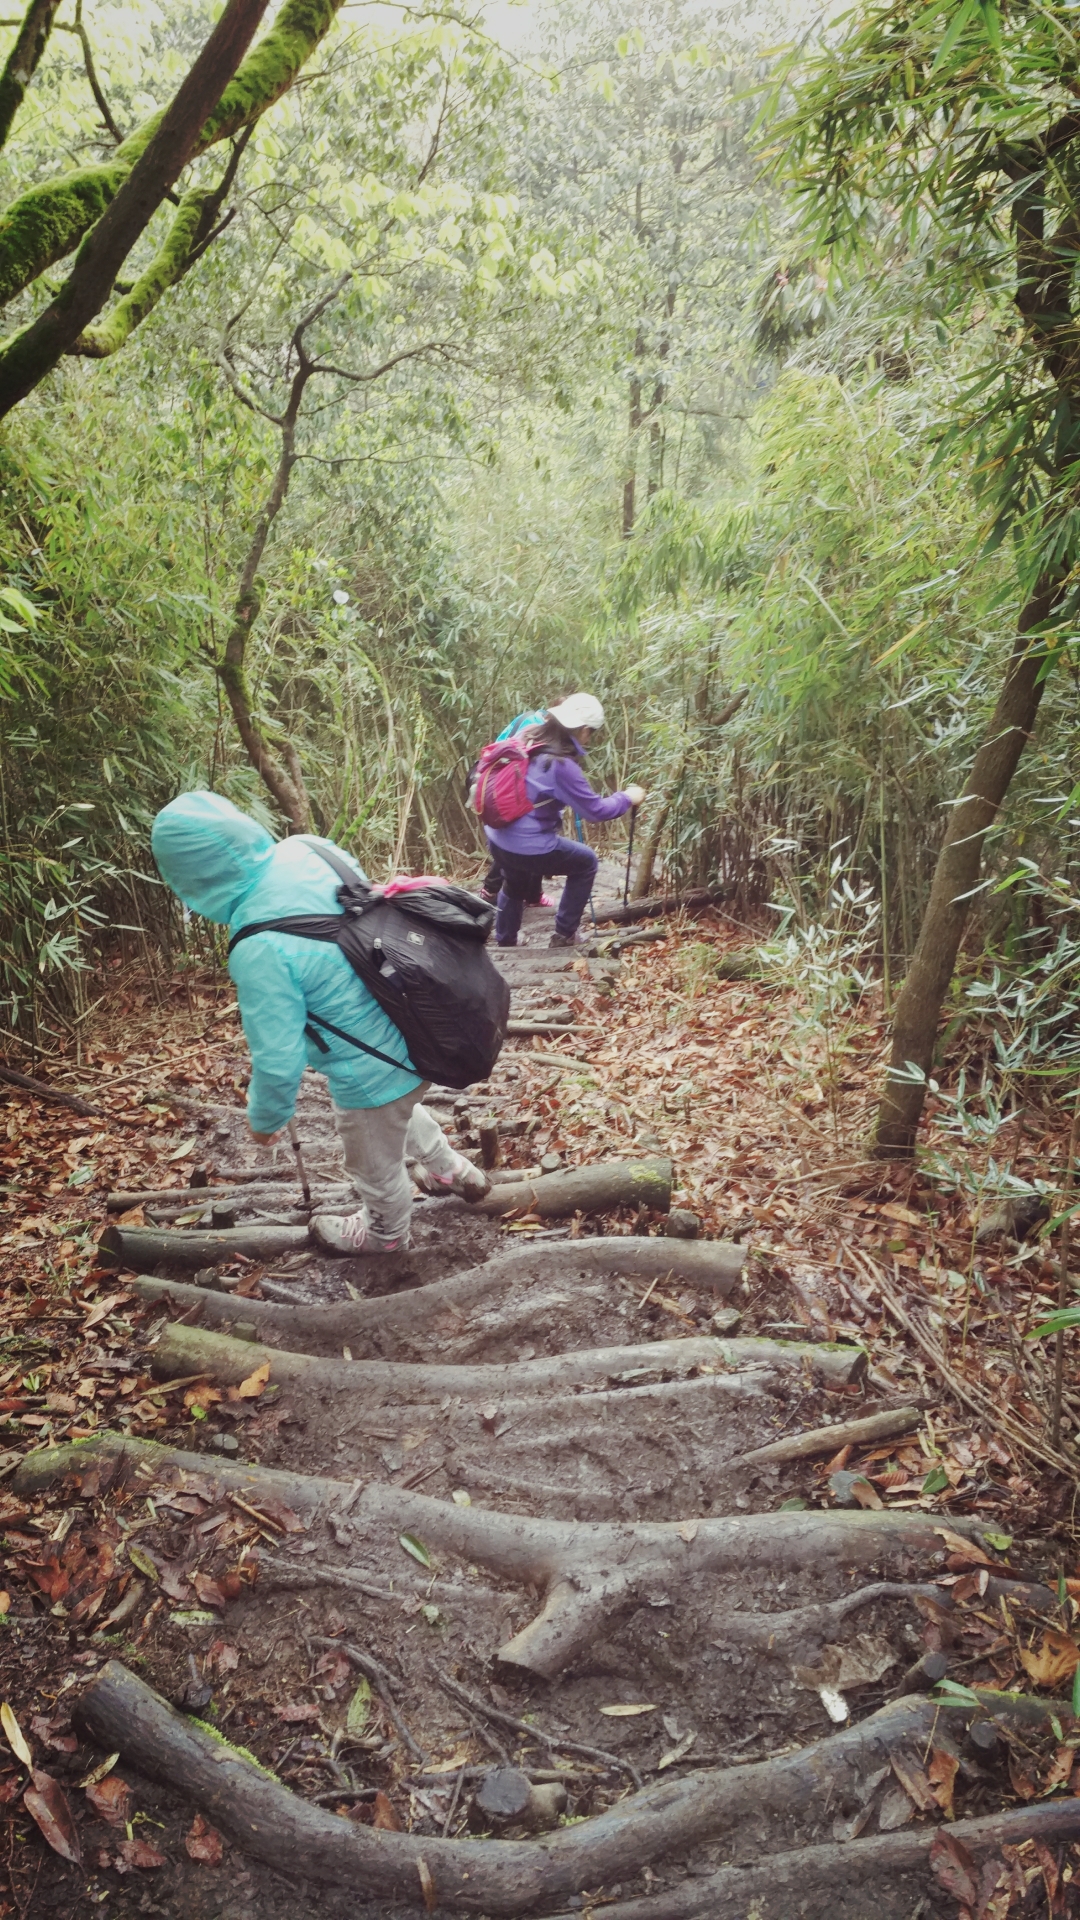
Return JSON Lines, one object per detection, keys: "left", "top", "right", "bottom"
{"left": 933, "top": 1527, "right": 990, "bottom": 1566}
{"left": 930, "top": 1829, "right": 979, "bottom": 1906}
{"left": 598, "top": 1703, "right": 657, "bottom": 1717}
{"left": 416, "top": 1856, "right": 436, "bottom": 1913}
{"left": 927, "top": 1746, "right": 958, "bottom": 1820}
{"left": 232, "top": 1361, "right": 270, "bottom": 1401}
{"left": 794, "top": 1634, "right": 897, "bottom": 1693}
{"left": 24, "top": 1769, "right": 81, "bottom": 1865}
{"left": 890, "top": 1752, "right": 936, "bottom": 1813}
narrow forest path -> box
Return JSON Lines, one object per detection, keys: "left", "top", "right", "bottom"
{"left": 1, "top": 906, "right": 1079, "bottom": 1920}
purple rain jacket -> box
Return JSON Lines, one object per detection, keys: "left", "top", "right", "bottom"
{"left": 484, "top": 743, "right": 633, "bottom": 857}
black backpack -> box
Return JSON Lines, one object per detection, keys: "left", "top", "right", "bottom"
{"left": 228, "top": 841, "right": 509, "bottom": 1090}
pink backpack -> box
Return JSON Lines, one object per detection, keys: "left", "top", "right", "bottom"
{"left": 472, "top": 735, "right": 536, "bottom": 828}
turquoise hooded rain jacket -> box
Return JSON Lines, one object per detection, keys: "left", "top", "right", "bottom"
{"left": 151, "top": 792, "right": 421, "bottom": 1134}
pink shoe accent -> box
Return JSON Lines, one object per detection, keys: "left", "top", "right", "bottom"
{"left": 413, "top": 1153, "right": 490, "bottom": 1200}
{"left": 540, "top": 892, "right": 555, "bottom": 908}
{"left": 312, "top": 1210, "right": 408, "bottom": 1253}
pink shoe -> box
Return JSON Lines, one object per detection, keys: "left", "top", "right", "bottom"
{"left": 412, "top": 1153, "right": 490, "bottom": 1201}
{"left": 540, "top": 892, "right": 555, "bottom": 908}
{"left": 312, "top": 1210, "right": 409, "bottom": 1253}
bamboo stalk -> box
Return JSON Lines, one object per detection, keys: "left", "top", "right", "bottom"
{"left": 1052, "top": 1091, "right": 1080, "bottom": 1450}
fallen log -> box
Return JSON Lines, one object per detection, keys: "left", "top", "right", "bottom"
{"left": 593, "top": 887, "right": 725, "bottom": 928}
{"left": 75, "top": 1661, "right": 1063, "bottom": 1914}
{"left": 98, "top": 1221, "right": 312, "bottom": 1271}
{"left": 109, "top": 1183, "right": 241, "bottom": 1211}
{"left": 474, "top": 1158, "right": 672, "bottom": 1219}
{"left": 129, "top": 1236, "right": 749, "bottom": 1350}
{"left": 537, "top": 1798, "right": 1080, "bottom": 1920}
{"left": 150, "top": 1321, "right": 869, "bottom": 1402}
{"left": 734, "top": 1404, "right": 922, "bottom": 1468}
{"left": 0, "top": 1064, "right": 100, "bottom": 1116}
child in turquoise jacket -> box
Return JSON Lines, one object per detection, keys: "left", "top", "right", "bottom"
{"left": 151, "top": 792, "right": 486, "bottom": 1252}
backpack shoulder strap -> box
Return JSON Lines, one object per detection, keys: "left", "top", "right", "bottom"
{"left": 227, "top": 915, "right": 341, "bottom": 955}
{"left": 296, "top": 835, "right": 365, "bottom": 891}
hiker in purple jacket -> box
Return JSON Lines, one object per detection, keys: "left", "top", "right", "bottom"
{"left": 484, "top": 693, "right": 646, "bottom": 948}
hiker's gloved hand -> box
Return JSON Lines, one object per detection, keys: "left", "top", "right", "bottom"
{"left": 624, "top": 784, "right": 647, "bottom": 807}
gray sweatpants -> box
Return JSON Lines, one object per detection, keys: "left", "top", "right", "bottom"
{"left": 333, "top": 1083, "right": 458, "bottom": 1242}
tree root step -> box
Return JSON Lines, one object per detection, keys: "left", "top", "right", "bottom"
{"left": 75, "top": 1660, "right": 1066, "bottom": 1914}
{"left": 130, "top": 1236, "right": 749, "bottom": 1353}
{"left": 149, "top": 1318, "right": 869, "bottom": 1401}
{"left": 13, "top": 1435, "right": 1002, "bottom": 1678}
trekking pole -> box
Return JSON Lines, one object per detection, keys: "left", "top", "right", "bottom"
{"left": 287, "top": 1119, "right": 312, "bottom": 1213}
{"left": 623, "top": 804, "right": 638, "bottom": 908}
{"left": 575, "top": 813, "right": 598, "bottom": 927}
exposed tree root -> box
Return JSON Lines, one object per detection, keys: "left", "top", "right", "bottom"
{"left": 76, "top": 1660, "right": 1064, "bottom": 1914}
{"left": 149, "top": 1319, "right": 868, "bottom": 1400}
{"left": 363, "top": 1486, "right": 1001, "bottom": 1676}
{"left": 735, "top": 1403, "right": 922, "bottom": 1467}
{"left": 11, "top": 1431, "right": 350, "bottom": 1517}
{"left": 130, "top": 1236, "right": 748, "bottom": 1354}
{"left": 537, "top": 1799, "right": 1080, "bottom": 1920}
{"left": 14, "top": 1436, "right": 997, "bottom": 1677}
{"left": 0, "top": 1064, "right": 103, "bottom": 1113}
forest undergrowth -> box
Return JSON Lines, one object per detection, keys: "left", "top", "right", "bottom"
{"left": 0, "top": 914, "right": 1079, "bottom": 1919}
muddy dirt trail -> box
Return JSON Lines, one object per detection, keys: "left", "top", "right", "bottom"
{"left": 2, "top": 905, "right": 1080, "bottom": 1920}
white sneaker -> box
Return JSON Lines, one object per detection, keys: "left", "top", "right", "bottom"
{"left": 412, "top": 1153, "right": 491, "bottom": 1201}
{"left": 312, "top": 1210, "right": 410, "bottom": 1253}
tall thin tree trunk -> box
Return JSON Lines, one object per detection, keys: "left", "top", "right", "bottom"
{"left": 217, "top": 363, "right": 311, "bottom": 833}
{"left": 622, "top": 353, "right": 643, "bottom": 539}
{"left": 874, "top": 579, "right": 1058, "bottom": 1157}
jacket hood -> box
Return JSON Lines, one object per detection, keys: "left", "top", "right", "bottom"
{"left": 152, "top": 791, "right": 277, "bottom": 923}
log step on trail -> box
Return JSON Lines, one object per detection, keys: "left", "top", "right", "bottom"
{"left": 98, "top": 1221, "right": 311, "bottom": 1270}
{"left": 474, "top": 1156, "right": 672, "bottom": 1218}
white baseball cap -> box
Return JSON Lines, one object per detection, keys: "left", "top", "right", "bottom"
{"left": 548, "top": 693, "right": 605, "bottom": 733}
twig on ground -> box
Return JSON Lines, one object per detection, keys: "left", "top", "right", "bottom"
{"left": 311, "top": 1636, "right": 427, "bottom": 1763}
{"left": 434, "top": 1669, "right": 644, "bottom": 1791}
{"left": 0, "top": 1064, "right": 100, "bottom": 1115}
{"left": 850, "top": 1247, "right": 1075, "bottom": 1476}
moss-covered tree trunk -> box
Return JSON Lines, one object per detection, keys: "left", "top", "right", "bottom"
{"left": 0, "top": 0, "right": 343, "bottom": 321}
{"left": 0, "top": 0, "right": 271, "bottom": 418}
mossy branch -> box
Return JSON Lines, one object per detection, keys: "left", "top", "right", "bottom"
{"left": 0, "top": 0, "right": 343, "bottom": 312}
{"left": 71, "top": 129, "right": 251, "bottom": 358}
{"left": 71, "top": 186, "right": 208, "bottom": 357}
